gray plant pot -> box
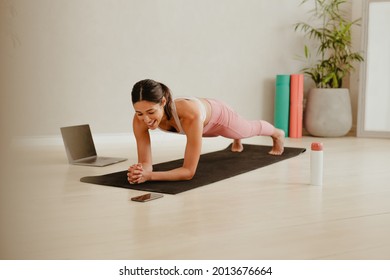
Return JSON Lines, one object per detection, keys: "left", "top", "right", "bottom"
{"left": 304, "top": 88, "right": 352, "bottom": 137}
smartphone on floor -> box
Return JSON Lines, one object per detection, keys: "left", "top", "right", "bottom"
{"left": 131, "top": 193, "right": 164, "bottom": 202}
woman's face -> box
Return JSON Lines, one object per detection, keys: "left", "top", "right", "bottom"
{"left": 133, "top": 99, "right": 166, "bottom": 130}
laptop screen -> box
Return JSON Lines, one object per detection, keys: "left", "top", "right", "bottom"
{"left": 60, "top": 124, "right": 97, "bottom": 161}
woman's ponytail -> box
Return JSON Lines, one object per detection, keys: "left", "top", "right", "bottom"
{"left": 159, "top": 82, "right": 173, "bottom": 120}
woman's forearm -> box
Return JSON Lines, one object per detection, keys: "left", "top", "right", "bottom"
{"left": 149, "top": 167, "right": 195, "bottom": 181}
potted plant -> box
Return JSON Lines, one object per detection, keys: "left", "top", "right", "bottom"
{"left": 295, "top": 0, "right": 364, "bottom": 137}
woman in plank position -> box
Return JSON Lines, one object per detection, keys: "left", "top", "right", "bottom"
{"left": 127, "top": 79, "right": 285, "bottom": 184}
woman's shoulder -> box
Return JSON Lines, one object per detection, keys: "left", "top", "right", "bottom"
{"left": 174, "top": 96, "right": 206, "bottom": 102}
{"left": 174, "top": 98, "right": 202, "bottom": 120}
{"left": 174, "top": 97, "right": 206, "bottom": 106}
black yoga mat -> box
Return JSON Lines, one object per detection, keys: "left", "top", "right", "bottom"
{"left": 80, "top": 144, "right": 306, "bottom": 194}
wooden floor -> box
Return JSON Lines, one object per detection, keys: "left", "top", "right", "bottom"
{"left": 1, "top": 133, "right": 390, "bottom": 260}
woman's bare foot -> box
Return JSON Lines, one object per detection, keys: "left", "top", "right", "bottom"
{"left": 269, "top": 129, "right": 285, "bottom": 155}
{"left": 231, "top": 139, "right": 244, "bottom": 152}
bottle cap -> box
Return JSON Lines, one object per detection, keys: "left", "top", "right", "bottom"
{"left": 311, "top": 142, "right": 323, "bottom": 151}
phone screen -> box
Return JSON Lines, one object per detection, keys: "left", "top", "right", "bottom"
{"left": 131, "top": 193, "right": 163, "bottom": 202}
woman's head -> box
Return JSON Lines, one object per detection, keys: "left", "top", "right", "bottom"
{"left": 131, "top": 79, "right": 173, "bottom": 120}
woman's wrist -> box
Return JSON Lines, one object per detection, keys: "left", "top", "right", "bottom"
{"left": 145, "top": 170, "right": 153, "bottom": 182}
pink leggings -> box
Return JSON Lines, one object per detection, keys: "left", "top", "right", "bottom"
{"left": 202, "top": 99, "right": 275, "bottom": 139}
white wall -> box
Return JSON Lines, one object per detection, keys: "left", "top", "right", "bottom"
{"left": 1, "top": 0, "right": 364, "bottom": 138}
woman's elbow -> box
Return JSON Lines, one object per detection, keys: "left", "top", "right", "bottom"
{"left": 182, "top": 169, "right": 196, "bottom": 181}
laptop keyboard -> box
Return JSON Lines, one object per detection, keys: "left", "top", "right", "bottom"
{"left": 79, "top": 158, "right": 98, "bottom": 163}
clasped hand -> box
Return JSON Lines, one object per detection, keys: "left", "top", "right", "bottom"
{"left": 127, "top": 163, "right": 149, "bottom": 184}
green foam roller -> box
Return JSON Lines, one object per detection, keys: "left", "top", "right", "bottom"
{"left": 274, "top": 75, "right": 290, "bottom": 136}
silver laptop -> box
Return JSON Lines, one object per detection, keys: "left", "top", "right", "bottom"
{"left": 60, "top": 124, "right": 127, "bottom": 167}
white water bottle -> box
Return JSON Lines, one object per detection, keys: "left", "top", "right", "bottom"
{"left": 310, "top": 142, "right": 323, "bottom": 186}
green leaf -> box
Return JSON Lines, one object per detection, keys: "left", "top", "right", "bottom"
{"left": 304, "top": 45, "right": 310, "bottom": 58}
